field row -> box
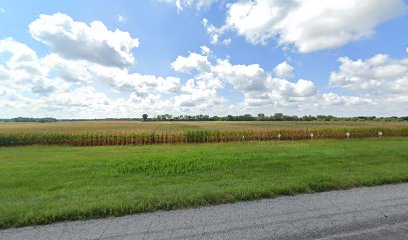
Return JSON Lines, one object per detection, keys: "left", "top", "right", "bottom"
{"left": 2, "top": 121, "right": 408, "bottom": 134}
{"left": 1, "top": 127, "right": 407, "bottom": 146}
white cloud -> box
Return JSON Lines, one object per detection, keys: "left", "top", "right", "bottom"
{"left": 0, "top": 14, "right": 189, "bottom": 118}
{"left": 175, "top": 78, "right": 226, "bottom": 107}
{"left": 0, "top": 38, "right": 179, "bottom": 98}
{"left": 0, "top": 7, "right": 5, "bottom": 14}
{"left": 207, "top": 0, "right": 405, "bottom": 52}
{"left": 273, "top": 61, "right": 294, "bottom": 78}
{"left": 0, "top": 86, "right": 33, "bottom": 109}
{"left": 169, "top": 47, "right": 408, "bottom": 116}
{"left": 330, "top": 53, "right": 408, "bottom": 97}
{"left": 42, "top": 54, "right": 93, "bottom": 83}
{"left": 274, "top": 78, "right": 316, "bottom": 97}
{"left": 327, "top": 50, "right": 408, "bottom": 116}
{"left": 44, "top": 86, "right": 110, "bottom": 108}
{"left": 222, "top": 38, "right": 232, "bottom": 45}
{"left": 92, "top": 64, "right": 183, "bottom": 94}
{"left": 157, "top": 77, "right": 182, "bottom": 93}
{"left": 118, "top": 15, "right": 127, "bottom": 23}
{"left": 171, "top": 52, "right": 211, "bottom": 73}
{"left": 200, "top": 45, "right": 211, "bottom": 55}
{"left": 1, "top": 11, "right": 407, "bottom": 118}
{"left": 0, "top": 38, "right": 58, "bottom": 95}
{"left": 172, "top": 49, "right": 318, "bottom": 108}
{"left": 160, "top": 0, "right": 217, "bottom": 11}
{"left": 0, "top": 38, "right": 39, "bottom": 66}
{"left": 202, "top": 18, "right": 230, "bottom": 45}
{"left": 321, "top": 93, "right": 370, "bottom": 106}
{"left": 212, "top": 59, "right": 267, "bottom": 92}
{"left": 29, "top": 13, "right": 139, "bottom": 68}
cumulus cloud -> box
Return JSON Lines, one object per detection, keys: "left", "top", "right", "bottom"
{"left": 0, "top": 38, "right": 59, "bottom": 95}
{"left": 160, "top": 0, "right": 217, "bottom": 11}
{"left": 0, "top": 7, "right": 5, "bottom": 14}
{"left": 2, "top": 11, "right": 407, "bottom": 117}
{"left": 169, "top": 47, "right": 400, "bottom": 116}
{"left": 0, "top": 86, "right": 33, "bottom": 109}
{"left": 172, "top": 47, "right": 319, "bottom": 108}
{"left": 29, "top": 13, "right": 139, "bottom": 68}
{"left": 0, "top": 38, "right": 185, "bottom": 117}
{"left": 206, "top": 0, "right": 405, "bottom": 52}
{"left": 171, "top": 52, "right": 211, "bottom": 73}
{"left": 326, "top": 49, "right": 408, "bottom": 116}
{"left": 330, "top": 53, "right": 408, "bottom": 96}
{"left": 175, "top": 79, "right": 226, "bottom": 108}
{"left": 212, "top": 59, "right": 267, "bottom": 92}
{"left": 42, "top": 54, "right": 93, "bottom": 83}
{"left": 321, "top": 93, "right": 370, "bottom": 106}
{"left": 273, "top": 61, "right": 294, "bottom": 78}
{"left": 45, "top": 86, "right": 110, "bottom": 108}
{"left": 273, "top": 78, "right": 316, "bottom": 97}
{"left": 90, "top": 64, "right": 183, "bottom": 94}
{"left": 0, "top": 38, "right": 39, "bottom": 68}
{"left": 0, "top": 13, "right": 189, "bottom": 118}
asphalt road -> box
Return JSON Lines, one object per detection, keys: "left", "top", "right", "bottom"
{"left": 1, "top": 183, "right": 408, "bottom": 240}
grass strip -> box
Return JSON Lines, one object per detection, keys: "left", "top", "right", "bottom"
{"left": 1, "top": 137, "right": 408, "bottom": 229}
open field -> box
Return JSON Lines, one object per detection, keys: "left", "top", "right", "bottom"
{"left": 1, "top": 121, "right": 407, "bottom": 146}
{"left": 2, "top": 121, "right": 408, "bottom": 133}
{"left": 1, "top": 137, "right": 408, "bottom": 229}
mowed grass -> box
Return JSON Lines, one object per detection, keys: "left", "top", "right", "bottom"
{"left": 1, "top": 138, "right": 408, "bottom": 229}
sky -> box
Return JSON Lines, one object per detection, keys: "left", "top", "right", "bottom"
{"left": 0, "top": 0, "right": 407, "bottom": 118}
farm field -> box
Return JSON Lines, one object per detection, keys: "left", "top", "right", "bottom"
{"left": 1, "top": 137, "right": 408, "bottom": 229}
{"left": 1, "top": 121, "right": 408, "bottom": 146}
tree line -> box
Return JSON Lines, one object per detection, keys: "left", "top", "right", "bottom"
{"left": 1, "top": 113, "right": 407, "bottom": 123}
{"left": 152, "top": 113, "right": 407, "bottom": 122}
{"left": 1, "top": 117, "right": 58, "bottom": 123}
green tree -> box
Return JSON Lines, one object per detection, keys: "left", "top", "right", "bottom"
{"left": 142, "top": 114, "right": 148, "bottom": 122}
{"left": 257, "top": 113, "right": 266, "bottom": 121}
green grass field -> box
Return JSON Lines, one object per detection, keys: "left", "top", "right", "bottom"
{"left": 1, "top": 137, "right": 408, "bottom": 229}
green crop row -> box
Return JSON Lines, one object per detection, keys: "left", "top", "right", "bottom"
{"left": 0, "top": 127, "right": 407, "bottom": 146}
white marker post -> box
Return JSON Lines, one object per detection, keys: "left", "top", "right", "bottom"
{"left": 277, "top": 134, "right": 281, "bottom": 140}
{"left": 346, "top": 132, "right": 350, "bottom": 140}
{"left": 310, "top": 133, "right": 314, "bottom": 140}
{"left": 378, "top": 131, "right": 383, "bottom": 138}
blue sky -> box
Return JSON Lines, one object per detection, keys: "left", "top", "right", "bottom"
{"left": 0, "top": 0, "right": 407, "bottom": 118}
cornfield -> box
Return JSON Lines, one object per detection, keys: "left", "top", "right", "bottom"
{"left": 0, "top": 121, "right": 407, "bottom": 146}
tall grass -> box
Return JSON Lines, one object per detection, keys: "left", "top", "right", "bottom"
{"left": 0, "top": 126, "right": 407, "bottom": 146}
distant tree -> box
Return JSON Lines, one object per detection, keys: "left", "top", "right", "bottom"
{"left": 242, "top": 114, "right": 254, "bottom": 121}
{"left": 257, "top": 113, "right": 267, "bottom": 121}
{"left": 226, "top": 115, "right": 234, "bottom": 121}
{"left": 210, "top": 116, "right": 220, "bottom": 121}
{"left": 271, "top": 113, "right": 284, "bottom": 121}
{"left": 11, "top": 117, "right": 57, "bottom": 123}
{"left": 164, "top": 114, "right": 172, "bottom": 120}
{"left": 4, "top": 114, "right": 406, "bottom": 123}
{"left": 142, "top": 114, "right": 148, "bottom": 121}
